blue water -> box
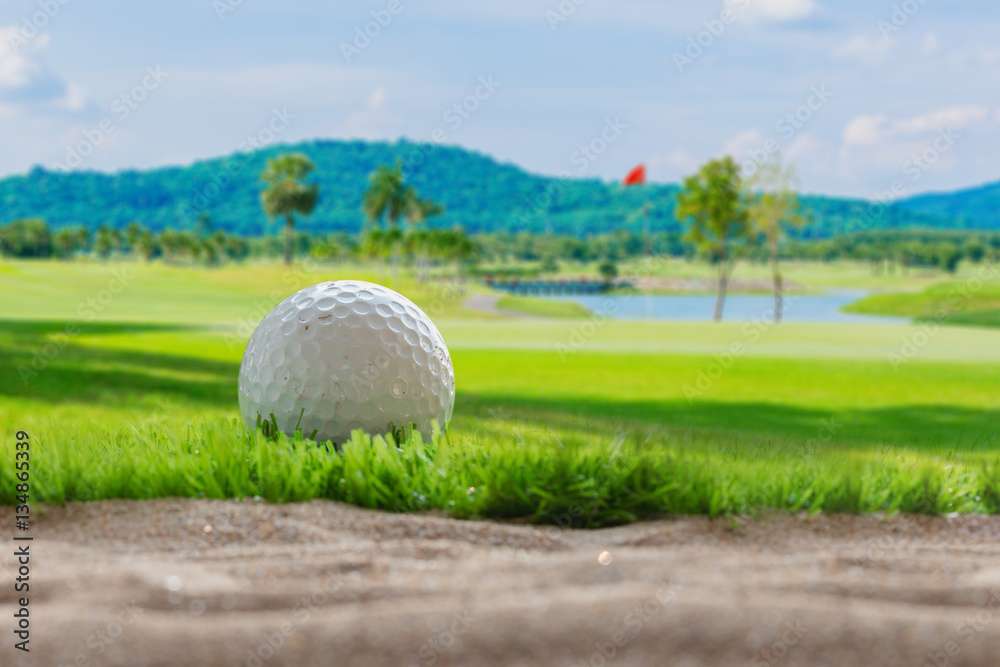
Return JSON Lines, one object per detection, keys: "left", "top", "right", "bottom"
{"left": 552, "top": 291, "right": 907, "bottom": 324}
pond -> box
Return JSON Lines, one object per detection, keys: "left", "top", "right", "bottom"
{"left": 550, "top": 291, "right": 909, "bottom": 324}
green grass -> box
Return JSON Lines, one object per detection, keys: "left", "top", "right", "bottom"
{"left": 2, "top": 259, "right": 999, "bottom": 524}
{"left": 496, "top": 295, "right": 593, "bottom": 318}
{"left": 607, "top": 258, "right": 962, "bottom": 293}
{"left": 846, "top": 269, "right": 1000, "bottom": 328}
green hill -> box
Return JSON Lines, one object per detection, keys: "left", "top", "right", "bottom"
{"left": 895, "top": 180, "right": 1000, "bottom": 229}
{"left": 0, "top": 138, "right": 988, "bottom": 237}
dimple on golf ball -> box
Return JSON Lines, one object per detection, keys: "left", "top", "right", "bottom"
{"left": 238, "top": 280, "right": 455, "bottom": 443}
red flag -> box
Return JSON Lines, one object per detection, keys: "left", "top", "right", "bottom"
{"left": 623, "top": 164, "right": 646, "bottom": 186}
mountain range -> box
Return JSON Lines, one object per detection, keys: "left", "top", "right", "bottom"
{"left": 0, "top": 139, "right": 996, "bottom": 238}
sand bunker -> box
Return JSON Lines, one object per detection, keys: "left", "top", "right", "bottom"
{"left": 2, "top": 500, "right": 999, "bottom": 666}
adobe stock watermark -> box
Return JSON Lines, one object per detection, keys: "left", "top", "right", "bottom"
{"left": 224, "top": 256, "right": 318, "bottom": 352}
{"left": 878, "top": 0, "right": 932, "bottom": 38}
{"left": 509, "top": 116, "right": 628, "bottom": 229}
{"left": 799, "top": 418, "right": 840, "bottom": 463}
{"left": 842, "top": 126, "right": 962, "bottom": 243}
{"left": 673, "top": 0, "right": 751, "bottom": 74}
{"left": 54, "top": 601, "right": 143, "bottom": 667}
{"left": 887, "top": 261, "right": 998, "bottom": 370}
{"left": 556, "top": 299, "right": 619, "bottom": 361}
{"left": 750, "top": 611, "right": 811, "bottom": 667}
{"left": 576, "top": 577, "right": 683, "bottom": 667}
{"left": 740, "top": 85, "right": 834, "bottom": 178}
{"left": 902, "top": 127, "right": 960, "bottom": 183}
{"left": 406, "top": 610, "right": 478, "bottom": 666}
{"left": 545, "top": 0, "right": 589, "bottom": 30}
{"left": 213, "top": 0, "right": 245, "bottom": 21}
{"left": 922, "top": 588, "right": 1000, "bottom": 667}
{"left": 53, "top": 66, "right": 169, "bottom": 170}
{"left": 340, "top": 0, "right": 411, "bottom": 62}
{"left": 741, "top": 417, "right": 839, "bottom": 512}
{"left": 6, "top": 0, "right": 72, "bottom": 52}
{"left": 843, "top": 517, "right": 948, "bottom": 580}
{"left": 396, "top": 75, "right": 502, "bottom": 181}
{"left": 682, "top": 295, "right": 796, "bottom": 402}
{"left": 18, "top": 267, "right": 135, "bottom": 385}
{"left": 227, "top": 573, "right": 350, "bottom": 667}
{"left": 179, "top": 107, "right": 294, "bottom": 224}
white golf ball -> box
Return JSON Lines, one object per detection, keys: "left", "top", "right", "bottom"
{"left": 238, "top": 280, "right": 455, "bottom": 444}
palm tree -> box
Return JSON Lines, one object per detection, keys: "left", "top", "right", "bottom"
{"left": 261, "top": 154, "right": 319, "bottom": 265}
{"left": 125, "top": 221, "right": 144, "bottom": 257}
{"left": 405, "top": 197, "right": 444, "bottom": 283}
{"left": 361, "top": 226, "right": 387, "bottom": 266}
{"left": 158, "top": 229, "right": 178, "bottom": 262}
{"left": 441, "top": 227, "right": 478, "bottom": 292}
{"left": 363, "top": 160, "right": 415, "bottom": 281}
{"left": 137, "top": 229, "right": 157, "bottom": 261}
{"left": 746, "top": 157, "right": 804, "bottom": 322}
{"left": 363, "top": 161, "right": 413, "bottom": 229}
{"left": 94, "top": 224, "right": 115, "bottom": 259}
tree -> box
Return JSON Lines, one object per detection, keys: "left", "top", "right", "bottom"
{"left": 224, "top": 235, "right": 250, "bottom": 262}
{"left": 443, "top": 227, "right": 478, "bottom": 291}
{"left": 675, "top": 157, "right": 752, "bottom": 321}
{"left": 363, "top": 161, "right": 414, "bottom": 230}
{"left": 261, "top": 154, "right": 319, "bottom": 265}
{"left": 137, "top": 229, "right": 157, "bottom": 260}
{"left": 53, "top": 226, "right": 85, "bottom": 259}
{"left": 125, "top": 221, "right": 144, "bottom": 256}
{"left": 0, "top": 219, "right": 52, "bottom": 258}
{"left": 363, "top": 160, "right": 416, "bottom": 281}
{"left": 746, "top": 157, "right": 804, "bottom": 322}
{"left": 196, "top": 213, "right": 214, "bottom": 239}
{"left": 405, "top": 197, "right": 444, "bottom": 283}
{"left": 158, "top": 229, "right": 178, "bottom": 261}
{"left": 964, "top": 240, "right": 986, "bottom": 263}
{"left": 937, "top": 243, "right": 962, "bottom": 274}
{"left": 361, "top": 226, "right": 388, "bottom": 266}
{"left": 598, "top": 260, "right": 618, "bottom": 284}
{"left": 94, "top": 224, "right": 116, "bottom": 259}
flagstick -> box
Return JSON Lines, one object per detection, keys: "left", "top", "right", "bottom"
{"left": 644, "top": 188, "right": 651, "bottom": 322}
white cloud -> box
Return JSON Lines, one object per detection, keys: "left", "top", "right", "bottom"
{"left": 833, "top": 36, "right": 893, "bottom": 64}
{"left": 725, "top": 0, "right": 817, "bottom": 23}
{"left": 61, "top": 83, "right": 88, "bottom": 112}
{"left": 341, "top": 86, "right": 397, "bottom": 139}
{"left": 982, "top": 49, "right": 1000, "bottom": 64}
{"left": 0, "top": 26, "right": 90, "bottom": 112}
{"left": 843, "top": 106, "right": 988, "bottom": 148}
{"left": 722, "top": 129, "right": 767, "bottom": 158}
{"left": 921, "top": 33, "right": 941, "bottom": 56}
{"left": 366, "top": 86, "right": 387, "bottom": 110}
{"left": 650, "top": 149, "right": 699, "bottom": 178}
{"left": 0, "top": 26, "right": 38, "bottom": 88}
{"left": 842, "top": 114, "right": 887, "bottom": 146}
{"left": 837, "top": 106, "right": 994, "bottom": 188}
{"left": 785, "top": 133, "right": 822, "bottom": 163}
{"left": 894, "top": 106, "right": 988, "bottom": 135}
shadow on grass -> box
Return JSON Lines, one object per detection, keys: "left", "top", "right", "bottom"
{"left": 5, "top": 318, "right": 999, "bottom": 453}
{"left": 458, "top": 392, "right": 1000, "bottom": 453}
{"left": 923, "top": 309, "right": 1000, "bottom": 329}
{"left": 2, "top": 319, "right": 238, "bottom": 408}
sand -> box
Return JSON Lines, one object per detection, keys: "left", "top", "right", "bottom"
{"left": 2, "top": 500, "right": 999, "bottom": 667}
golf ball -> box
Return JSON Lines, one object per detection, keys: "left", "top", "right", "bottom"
{"left": 238, "top": 280, "right": 455, "bottom": 444}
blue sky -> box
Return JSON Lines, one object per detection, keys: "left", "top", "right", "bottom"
{"left": 1, "top": 0, "right": 998, "bottom": 199}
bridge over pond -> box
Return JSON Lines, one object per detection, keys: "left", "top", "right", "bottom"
{"left": 484, "top": 279, "right": 627, "bottom": 296}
